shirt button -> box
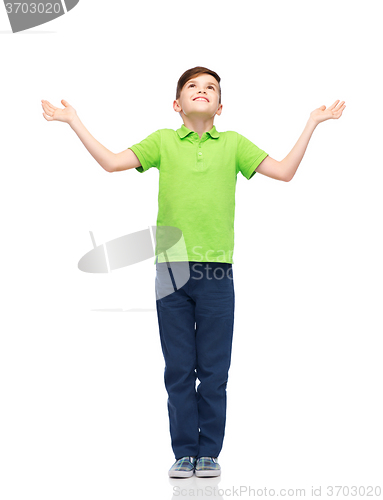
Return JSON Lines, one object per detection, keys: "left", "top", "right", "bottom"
{"left": 198, "top": 152, "right": 202, "bottom": 156}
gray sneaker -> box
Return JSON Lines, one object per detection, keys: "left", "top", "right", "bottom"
{"left": 168, "top": 456, "right": 196, "bottom": 478}
{"left": 195, "top": 457, "right": 221, "bottom": 477}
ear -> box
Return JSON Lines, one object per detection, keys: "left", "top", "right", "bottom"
{"left": 173, "top": 99, "right": 182, "bottom": 112}
{"left": 215, "top": 103, "right": 223, "bottom": 116}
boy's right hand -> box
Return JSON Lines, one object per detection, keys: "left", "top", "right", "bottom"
{"left": 40, "top": 98, "right": 136, "bottom": 173}
{"left": 41, "top": 99, "right": 77, "bottom": 125}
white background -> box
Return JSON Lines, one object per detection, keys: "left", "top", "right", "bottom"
{"left": 1, "top": 1, "right": 382, "bottom": 499}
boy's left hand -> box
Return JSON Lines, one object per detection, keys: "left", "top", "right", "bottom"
{"left": 310, "top": 100, "right": 346, "bottom": 125}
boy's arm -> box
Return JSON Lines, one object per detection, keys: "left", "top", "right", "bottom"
{"left": 41, "top": 99, "right": 140, "bottom": 173}
{"left": 256, "top": 100, "right": 346, "bottom": 182}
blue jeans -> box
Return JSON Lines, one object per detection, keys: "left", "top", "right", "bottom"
{"left": 155, "top": 261, "right": 235, "bottom": 459}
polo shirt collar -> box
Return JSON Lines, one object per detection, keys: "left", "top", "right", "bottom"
{"left": 176, "top": 124, "right": 220, "bottom": 139}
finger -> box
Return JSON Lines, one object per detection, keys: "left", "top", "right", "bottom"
{"left": 42, "top": 103, "right": 54, "bottom": 117}
{"left": 328, "top": 100, "right": 340, "bottom": 110}
{"left": 61, "top": 99, "right": 69, "bottom": 107}
{"left": 42, "top": 112, "right": 53, "bottom": 121}
{"left": 334, "top": 103, "right": 346, "bottom": 115}
{"left": 333, "top": 105, "right": 346, "bottom": 118}
{"left": 44, "top": 104, "right": 56, "bottom": 117}
{"left": 42, "top": 100, "right": 56, "bottom": 113}
{"left": 44, "top": 101, "right": 57, "bottom": 109}
{"left": 41, "top": 101, "right": 50, "bottom": 114}
{"left": 42, "top": 99, "right": 54, "bottom": 108}
{"left": 45, "top": 101, "right": 57, "bottom": 112}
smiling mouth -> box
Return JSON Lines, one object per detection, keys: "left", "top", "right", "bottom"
{"left": 193, "top": 97, "right": 209, "bottom": 102}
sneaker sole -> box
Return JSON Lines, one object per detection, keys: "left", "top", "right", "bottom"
{"left": 195, "top": 469, "right": 221, "bottom": 477}
{"left": 168, "top": 470, "right": 194, "bottom": 478}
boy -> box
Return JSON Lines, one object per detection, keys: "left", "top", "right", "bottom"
{"left": 41, "top": 67, "right": 345, "bottom": 478}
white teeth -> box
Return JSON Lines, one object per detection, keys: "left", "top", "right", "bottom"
{"left": 194, "top": 98, "right": 207, "bottom": 101}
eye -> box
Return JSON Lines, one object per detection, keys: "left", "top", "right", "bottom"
{"left": 208, "top": 86, "right": 215, "bottom": 90}
{"left": 188, "top": 84, "right": 195, "bottom": 88}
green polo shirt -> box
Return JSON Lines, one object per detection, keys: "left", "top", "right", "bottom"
{"left": 129, "top": 124, "right": 268, "bottom": 264}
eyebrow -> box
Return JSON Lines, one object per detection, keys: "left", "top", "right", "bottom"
{"left": 187, "top": 80, "right": 218, "bottom": 88}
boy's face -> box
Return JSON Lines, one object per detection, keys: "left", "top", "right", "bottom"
{"left": 173, "top": 73, "right": 223, "bottom": 121}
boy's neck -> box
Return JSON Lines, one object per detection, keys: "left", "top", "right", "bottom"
{"left": 182, "top": 117, "right": 216, "bottom": 139}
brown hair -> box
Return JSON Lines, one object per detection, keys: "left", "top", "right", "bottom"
{"left": 176, "top": 66, "right": 221, "bottom": 104}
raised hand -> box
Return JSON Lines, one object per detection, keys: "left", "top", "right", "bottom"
{"left": 41, "top": 99, "right": 77, "bottom": 124}
{"left": 310, "top": 100, "right": 346, "bottom": 125}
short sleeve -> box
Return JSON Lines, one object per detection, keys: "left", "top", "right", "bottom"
{"left": 236, "top": 133, "right": 268, "bottom": 180}
{"left": 129, "top": 129, "right": 162, "bottom": 173}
